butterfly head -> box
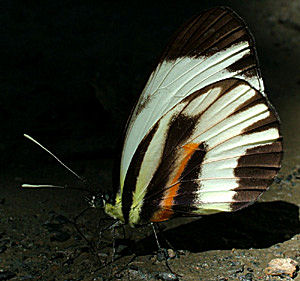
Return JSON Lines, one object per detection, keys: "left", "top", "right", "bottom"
{"left": 86, "top": 192, "right": 113, "bottom": 209}
{"left": 84, "top": 191, "right": 125, "bottom": 223}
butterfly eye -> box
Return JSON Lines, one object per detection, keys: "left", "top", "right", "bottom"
{"left": 85, "top": 194, "right": 104, "bottom": 208}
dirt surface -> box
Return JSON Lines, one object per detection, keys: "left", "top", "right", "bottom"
{"left": 1, "top": 0, "right": 300, "bottom": 280}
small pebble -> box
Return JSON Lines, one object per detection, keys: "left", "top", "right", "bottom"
{"left": 241, "top": 273, "right": 253, "bottom": 281}
{"left": 264, "top": 258, "right": 298, "bottom": 277}
{"left": 177, "top": 250, "right": 186, "bottom": 255}
{"left": 235, "top": 266, "right": 244, "bottom": 273}
{"left": 63, "top": 257, "right": 74, "bottom": 266}
{"left": 156, "top": 272, "right": 178, "bottom": 281}
{"left": 167, "top": 249, "right": 176, "bottom": 259}
{"left": 274, "top": 176, "right": 282, "bottom": 184}
{"left": 97, "top": 252, "right": 108, "bottom": 258}
{"left": 50, "top": 252, "right": 65, "bottom": 260}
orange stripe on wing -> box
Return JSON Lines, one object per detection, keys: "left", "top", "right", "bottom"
{"left": 150, "top": 143, "right": 200, "bottom": 222}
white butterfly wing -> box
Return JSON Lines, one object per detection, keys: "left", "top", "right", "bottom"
{"left": 103, "top": 7, "right": 282, "bottom": 227}
{"left": 135, "top": 79, "right": 281, "bottom": 223}
{"left": 120, "top": 7, "right": 265, "bottom": 188}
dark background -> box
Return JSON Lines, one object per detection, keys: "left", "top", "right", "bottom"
{"left": 1, "top": 1, "right": 300, "bottom": 279}
{"left": 2, "top": 0, "right": 299, "bottom": 186}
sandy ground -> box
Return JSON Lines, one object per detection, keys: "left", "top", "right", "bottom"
{"left": 1, "top": 0, "right": 300, "bottom": 280}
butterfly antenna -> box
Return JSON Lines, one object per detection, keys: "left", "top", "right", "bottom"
{"left": 22, "top": 184, "right": 65, "bottom": 189}
{"left": 23, "top": 134, "right": 85, "bottom": 184}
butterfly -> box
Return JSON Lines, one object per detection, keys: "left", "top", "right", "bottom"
{"left": 103, "top": 6, "right": 283, "bottom": 229}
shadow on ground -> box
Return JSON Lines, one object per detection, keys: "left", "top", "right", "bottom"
{"left": 124, "top": 201, "right": 300, "bottom": 255}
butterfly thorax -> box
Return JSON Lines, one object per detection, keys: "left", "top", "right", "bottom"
{"left": 104, "top": 193, "right": 125, "bottom": 224}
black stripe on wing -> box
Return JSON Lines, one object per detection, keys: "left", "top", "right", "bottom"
{"left": 231, "top": 142, "right": 283, "bottom": 212}
{"left": 138, "top": 114, "right": 200, "bottom": 223}
{"left": 138, "top": 79, "right": 281, "bottom": 219}
{"left": 161, "top": 7, "right": 254, "bottom": 59}
{"left": 159, "top": 7, "right": 262, "bottom": 89}
{"left": 121, "top": 123, "right": 159, "bottom": 224}
{"left": 172, "top": 142, "right": 207, "bottom": 214}
{"left": 138, "top": 79, "right": 240, "bottom": 210}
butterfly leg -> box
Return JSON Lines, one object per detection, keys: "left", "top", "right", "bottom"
{"left": 151, "top": 223, "right": 180, "bottom": 277}
{"left": 70, "top": 206, "right": 96, "bottom": 251}
{"left": 67, "top": 206, "right": 107, "bottom": 265}
{"left": 112, "top": 223, "right": 116, "bottom": 262}
{"left": 100, "top": 220, "right": 122, "bottom": 262}
{"left": 155, "top": 223, "right": 176, "bottom": 253}
{"left": 96, "top": 216, "right": 116, "bottom": 245}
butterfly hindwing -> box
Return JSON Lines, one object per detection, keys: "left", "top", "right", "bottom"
{"left": 124, "top": 79, "right": 281, "bottom": 225}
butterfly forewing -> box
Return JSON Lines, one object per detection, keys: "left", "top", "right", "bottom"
{"left": 105, "top": 7, "right": 282, "bottom": 227}
{"left": 120, "top": 7, "right": 264, "bottom": 191}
